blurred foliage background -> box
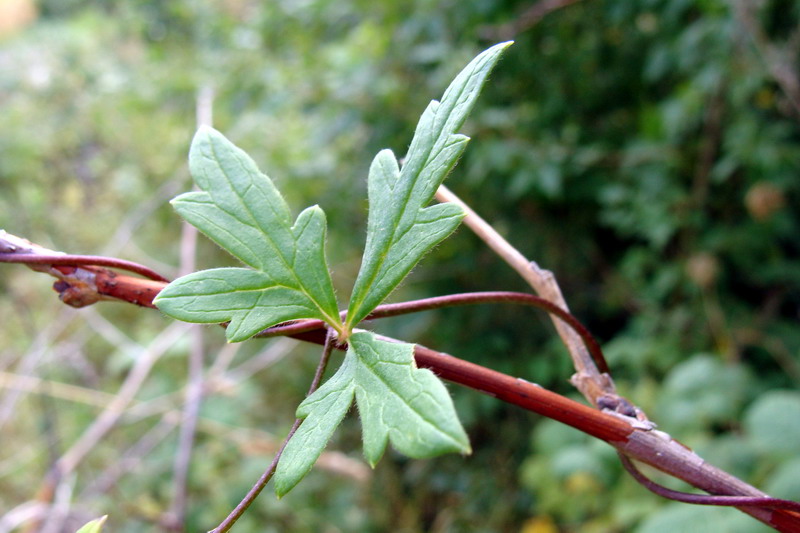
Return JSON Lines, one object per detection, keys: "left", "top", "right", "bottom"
{"left": 1, "top": 0, "right": 799, "bottom": 531}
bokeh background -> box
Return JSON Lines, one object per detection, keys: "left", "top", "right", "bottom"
{"left": 1, "top": 1, "right": 799, "bottom": 531}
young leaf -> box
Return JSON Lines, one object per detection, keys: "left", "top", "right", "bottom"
{"left": 274, "top": 331, "right": 470, "bottom": 495}
{"left": 346, "top": 41, "right": 512, "bottom": 329}
{"left": 154, "top": 127, "right": 342, "bottom": 342}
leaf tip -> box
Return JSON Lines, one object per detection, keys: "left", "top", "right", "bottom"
{"left": 74, "top": 515, "right": 108, "bottom": 533}
{"left": 274, "top": 482, "right": 289, "bottom": 499}
{"left": 194, "top": 123, "right": 216, "bottom": 139}
{"left": 189, "top": 125, "right": 225, "bottom": 161}
{"left": 303, "top": 204, "right": 325, "bottom": 216}
{"left": 476, "top": 41, "right": 513, "bottom": 72}
{"left": 461, "top": 440, "right": 473, "bottom": 456}
{"left": 490, "top": 40, "right": 514, "bottom": 53}
{"left": 273, "top": 449, "right": 313, "bottom": 498}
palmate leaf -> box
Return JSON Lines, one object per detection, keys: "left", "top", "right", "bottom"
{"left": 346, "top": 41, "right": 512, "bottom": 329}
{"left": 156, "top": 44, "right": 511, "bottom": 498}
{"left": 154, "top": 127, "right": 341, "bottom": 342}
{"left": 274, "top": 332, "right": 469, "bottom": 496}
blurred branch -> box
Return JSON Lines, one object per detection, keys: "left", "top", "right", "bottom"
{"left": 0, "top": 502, "right": 47, "bottom": 533}
{"left": 80, "top": 413, "right": 180, "bottom": 500}
{"left": 198, "top": 417, "right": 370, "bottom": 484}
{"left": 436, "top": 185, "right": 616, "bottom": 406}
{"left": 18, "top": 322, "right": 191, "bottom": 533}
{"left": 0, "top": 307, "right": 78, "bottom": 429}
{"left": 38, "top": 473, "right": 74, "bottom": 533}
{"left": 734, "top": 0, "right": 800, "bottom": 118}
{"left": 479, "top": 0, "right": 583, "bottom": 40}
{"left": 164, "top": 211, "right": 205, "bottom": 531}
{"left": 0, "top": 370, "right": 116, "bottom": 408}
{"left": 56, "top": 323, "right": 190, "bottom": 472}
{"left": 196, "top": 85, "right": 214, "bottom": 128}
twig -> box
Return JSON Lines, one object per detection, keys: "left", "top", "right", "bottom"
{"left": 259, "top": 291, "right": 609, "bottom": 373}
{"left": 618, "top": 453, "right": 800, "bottom": 513}
{"left": 59, "top": 323, "right": 190, "bottom": 476}
{"left": 210, "top": 328, "right": 338, "bottom": 533}
{"left": 164, "top": 216, "right": 206, "bottom": 531}
{"left": 431, "top": 186, "right": 800, "bottom": 530}
{"left": 1, "top": 237, "right": 610, "bottom": 375}
{"left": 0, "top": 230, "right": 166, "bottom": 308}
{"left": 0, "top": 253, "right": 169, "bottom": 283}
{"left": 81, "top": 414, "right": 180, "bottom": 499}
{"left": 734, "top": 0, "right": 800, "bottom": 118}
{"left": 291, "top": 330, "right": 800, "bottom": 531}
{"left": 480, "top": 0, "right": 583, "bottom": 40}
{"left": 436, "top": 184, "right": 614, "bottom": 403}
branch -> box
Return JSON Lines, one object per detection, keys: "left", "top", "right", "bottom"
{"left": 164, "top": 212, "right": 206, "bottom": 531}
{"left": 734, "top": 0, "right": 800, "bottom": 119}
{"left": 210, "top": 328, "right": 339, "bottom": 533}
{"left": 1, "top": 230, "right": 165, "bottom": 308}
{"left": 618, "top": 453, "right": 800, "bottom": 513}
{"left": 3, "top": 233, "right": 800, "bottom": 531}
{"left": 257, "top": 291, "right": 610, "bottom": 374}
{"left": 479, "top": 0, "right": 583, "bottom": 40}
{"left": 436, "top": 185, "right": 614, "bottom": 405}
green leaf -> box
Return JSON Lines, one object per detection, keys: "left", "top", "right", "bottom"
{"left": 350, "top": 332, "right": 470, "bottom": 465}
{"left": 274, "top": 352, "right": 356, "bottom": 497}
{"left": 75, "top": 516, "right": 108, "bottom": 533}
{"left": 744, "top": 390, "right": 800, "bottom": 458}
{"left": 346, "top": 41, "right": 512, "bottom": 328}
{"left": 158, "top": 45, "right": 507, "bottom": 496}
{"left": 274, "top": 331, "right": 470, "bottom": 495}
{"left": 154, "top": 126, "right": 341, "bottom": 341}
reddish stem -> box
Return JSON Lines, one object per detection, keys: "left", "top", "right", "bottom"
{"left": 259, "top": 291, "right": 610, "bottom": 374}
{"left": 619, "top": 453, "right": 800, "bottom": 513}
{"left": 290, "top": 328, "right": 630, "bottom": 443}
{"left": 0, "top": 253, "right": 170, "bottom": 282}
